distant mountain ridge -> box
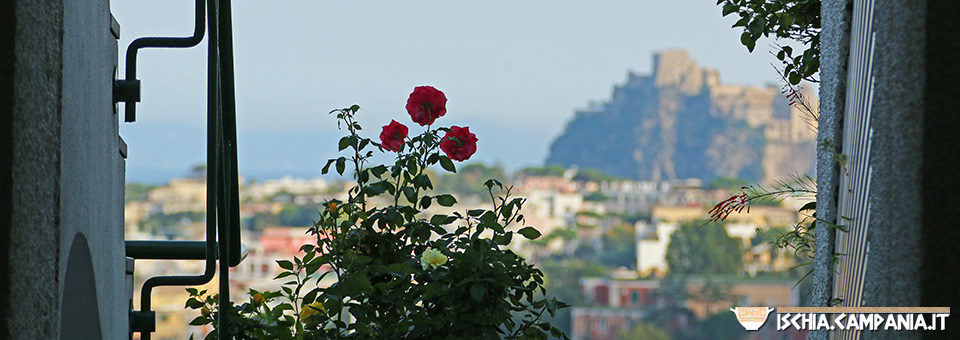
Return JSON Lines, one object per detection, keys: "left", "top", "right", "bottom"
{"left": 546, "top": 50, "right": 816, "bottom": 184}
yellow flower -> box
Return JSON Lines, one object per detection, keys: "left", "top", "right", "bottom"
{"left": 200, "top": 306, "right": 211, "bottom": 317}
{"left": 326, "top": 202, "right": 338, "bottom": 213}
{"left": 300, "top": 302, "right": 326, "bottom": 325}
{"left": 420, "top": 247, "right": 448, "bottom": 270}
{"left": 252, "top": 293, "right": 265, "bottom": 306}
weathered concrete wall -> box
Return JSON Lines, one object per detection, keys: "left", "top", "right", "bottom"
{"left": 808, "top": 1, "right": 850, "bottom": 337}
{"left": 5, "top": 0, "right": 65, "bottom": 338}
{"left": 861, "top": 2, "right": 960, "bottom": 340}
{"left": 0, "top": 0, "right": 12, "bottom": 334}
{"left": 2, "top": 0, "right": 126, "bottom": 338}
{"left": 860, "top": 2, "right": 924, "bottom": 330}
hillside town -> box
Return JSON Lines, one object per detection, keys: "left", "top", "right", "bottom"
{"left": 125, "top": 166, "right": 813, "bottom": 340}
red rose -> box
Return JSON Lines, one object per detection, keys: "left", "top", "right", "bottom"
{"left": 379, "top": 119, "right": 408, "bottom": 152}
{"left": 439, "top": 126, "right": 478, "bottom": 162}
{"left": 405, "top": 86, "right": 447, "bottom": 126}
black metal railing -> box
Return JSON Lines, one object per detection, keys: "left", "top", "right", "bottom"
{"left": 118, "top": 0, "right": 242, "bottom": 339}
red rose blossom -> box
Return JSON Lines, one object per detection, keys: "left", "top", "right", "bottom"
{"left": 439, "top": 126, "right": 478, "bottom": 162}
{"left": 379, "top": 120, "right": 408, "bottom": 152}
{"left": 405, "top": 86, "right": 447, "bottom": 126}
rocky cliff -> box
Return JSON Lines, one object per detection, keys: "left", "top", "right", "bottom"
{"left": 546, "top": 50, "right": 816, "bottom": 184}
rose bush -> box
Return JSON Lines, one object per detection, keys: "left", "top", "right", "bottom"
{"left": 185, "top": 87, "right": 568, "bottom": 340}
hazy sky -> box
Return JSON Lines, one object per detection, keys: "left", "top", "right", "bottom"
{"left": 112, "top": 0, "right": 795, "bottom": 183}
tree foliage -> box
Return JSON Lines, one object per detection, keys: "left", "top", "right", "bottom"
{"left": 277, "top": 204, "right": 320, "bottom": 227}
{"left": 599, "top": 223, "right": 636, "bottom": 269}
{"left": 432, "top": 163, "right": 506, "bottom": 197}
{"left": 537, "top": 258, "right": 607, "bottom": 338}
{"left": 571, "top": 168, "right": 622, "bottom": 182}
{"left": 665, "top": 220, "right": 743, "bottom": 275}
{"left": 717, "top": 0, "right": 821, "bottom": 84}
{"left": 617, "top": 321, "right": 671, "bottom": 340}
{"left": 706, "top": 176, "right": 750, "bottom": 191}
{"left": 125, "top": 182, "right": 156, "bottom": 203}
{"left": 518, "top": 165, "right": 567, "bottom": 178}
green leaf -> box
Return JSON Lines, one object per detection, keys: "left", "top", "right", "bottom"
{"left": 501, "top": 202, "right": 514, "bottom": 220}
{"left": 483, "top": 179, "right": 503, "bottom": 190}
{"left": 479, "top": 211, "right": 497, "bottom": 224}
{"left": 189, "top": 316, "right": 210, "bottom": 326}
{"left": 750, "top": 17, "right": 767, "bottom": 33}
{"left": 388, "top": 262, "right": 410, "bottom": 274}
{"left": 338, "top": 136, "right": 350, "bottom": 151}
{"left": 370, "top": 165, "right": 387, "bottom": 178}
{"left": 185, "top": 298, "right": 204, "bottom": 309}
{"left": 365, "top": 182, "right": 388, "bottom": 196}
{"left": 783, "top": 14, "right": 796, "bottom": 28}
{"left": 186, "top": 288, "right": 199, "bottom": 296}
{"left": 430, "top": 214, "right": 458, "bottom": 225}
{"left": 419, "top": 196, "right": 432, "bottom": 209}
{"left": 470, "top": 284, "right": 486, "bottom": 302}
{"left": 321, "top": 158, "right": 335, "bottom": 175}
{"left": 740, "top": 31, "right": 753, "bottom": 46}
{"left": 358, "top": 169, "right": 369, "bottom": 183}
{"left": 335, "top": 157, "right": 346, "bottom": 175}
{"left": 546, "top": 299, "right": 559, "bottom": 314}
{"left": 439, "top": 156, "right": 456, "bottom": 173}
{"left": 494, "top": 232, "right": 513, "bottom": 245}
{"left": 403, "top": 186, "right": 417, "bottom": 203}
{"left": 518, "top": 227, "right": 542, "bottom": 240}
{"left": 302, "top": 289, "right": 318, "bottom": 305}
{"left": 276, "top": 260, "right": 294, "bottom": 271}
{"left": 789, "top": 71, "right": 801, "bottom": 85}
{"left": 349, "top": 104, "right": 360, "bottom": 113}
{"left": 798, "top": 201, "right": 816, "bottom": 212}
{"left": 413, "top": 174, "right": 433, "bottom": 190}
{"left": 733, "top": 17, "right": 749, "bottom": 28}
{"left": 436, "top": 194, "right": 457, "bottom": 207}
{"left": 722, "top": 3, "right": 739, "bottom": 16}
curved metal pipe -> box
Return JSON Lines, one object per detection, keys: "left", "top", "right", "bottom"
{"left": 135, "top": 1, "right": 213, "bottom": 339}
{"left": 122, "top": 0, "right": 206, "bottom": 122}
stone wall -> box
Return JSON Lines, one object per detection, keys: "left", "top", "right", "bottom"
{"left": 1, "top": 0, "right": 126, "bottom": 338}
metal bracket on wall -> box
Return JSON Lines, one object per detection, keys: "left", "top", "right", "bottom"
{"left": 130, "top": 310, "right": 156, "bottom": 333}
{"left": 113, "top": 79, "right": 140, "bottom": 104}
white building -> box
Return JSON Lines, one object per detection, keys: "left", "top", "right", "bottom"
{"left": 243, "top": 176, "right": 329, "bottom": 201}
